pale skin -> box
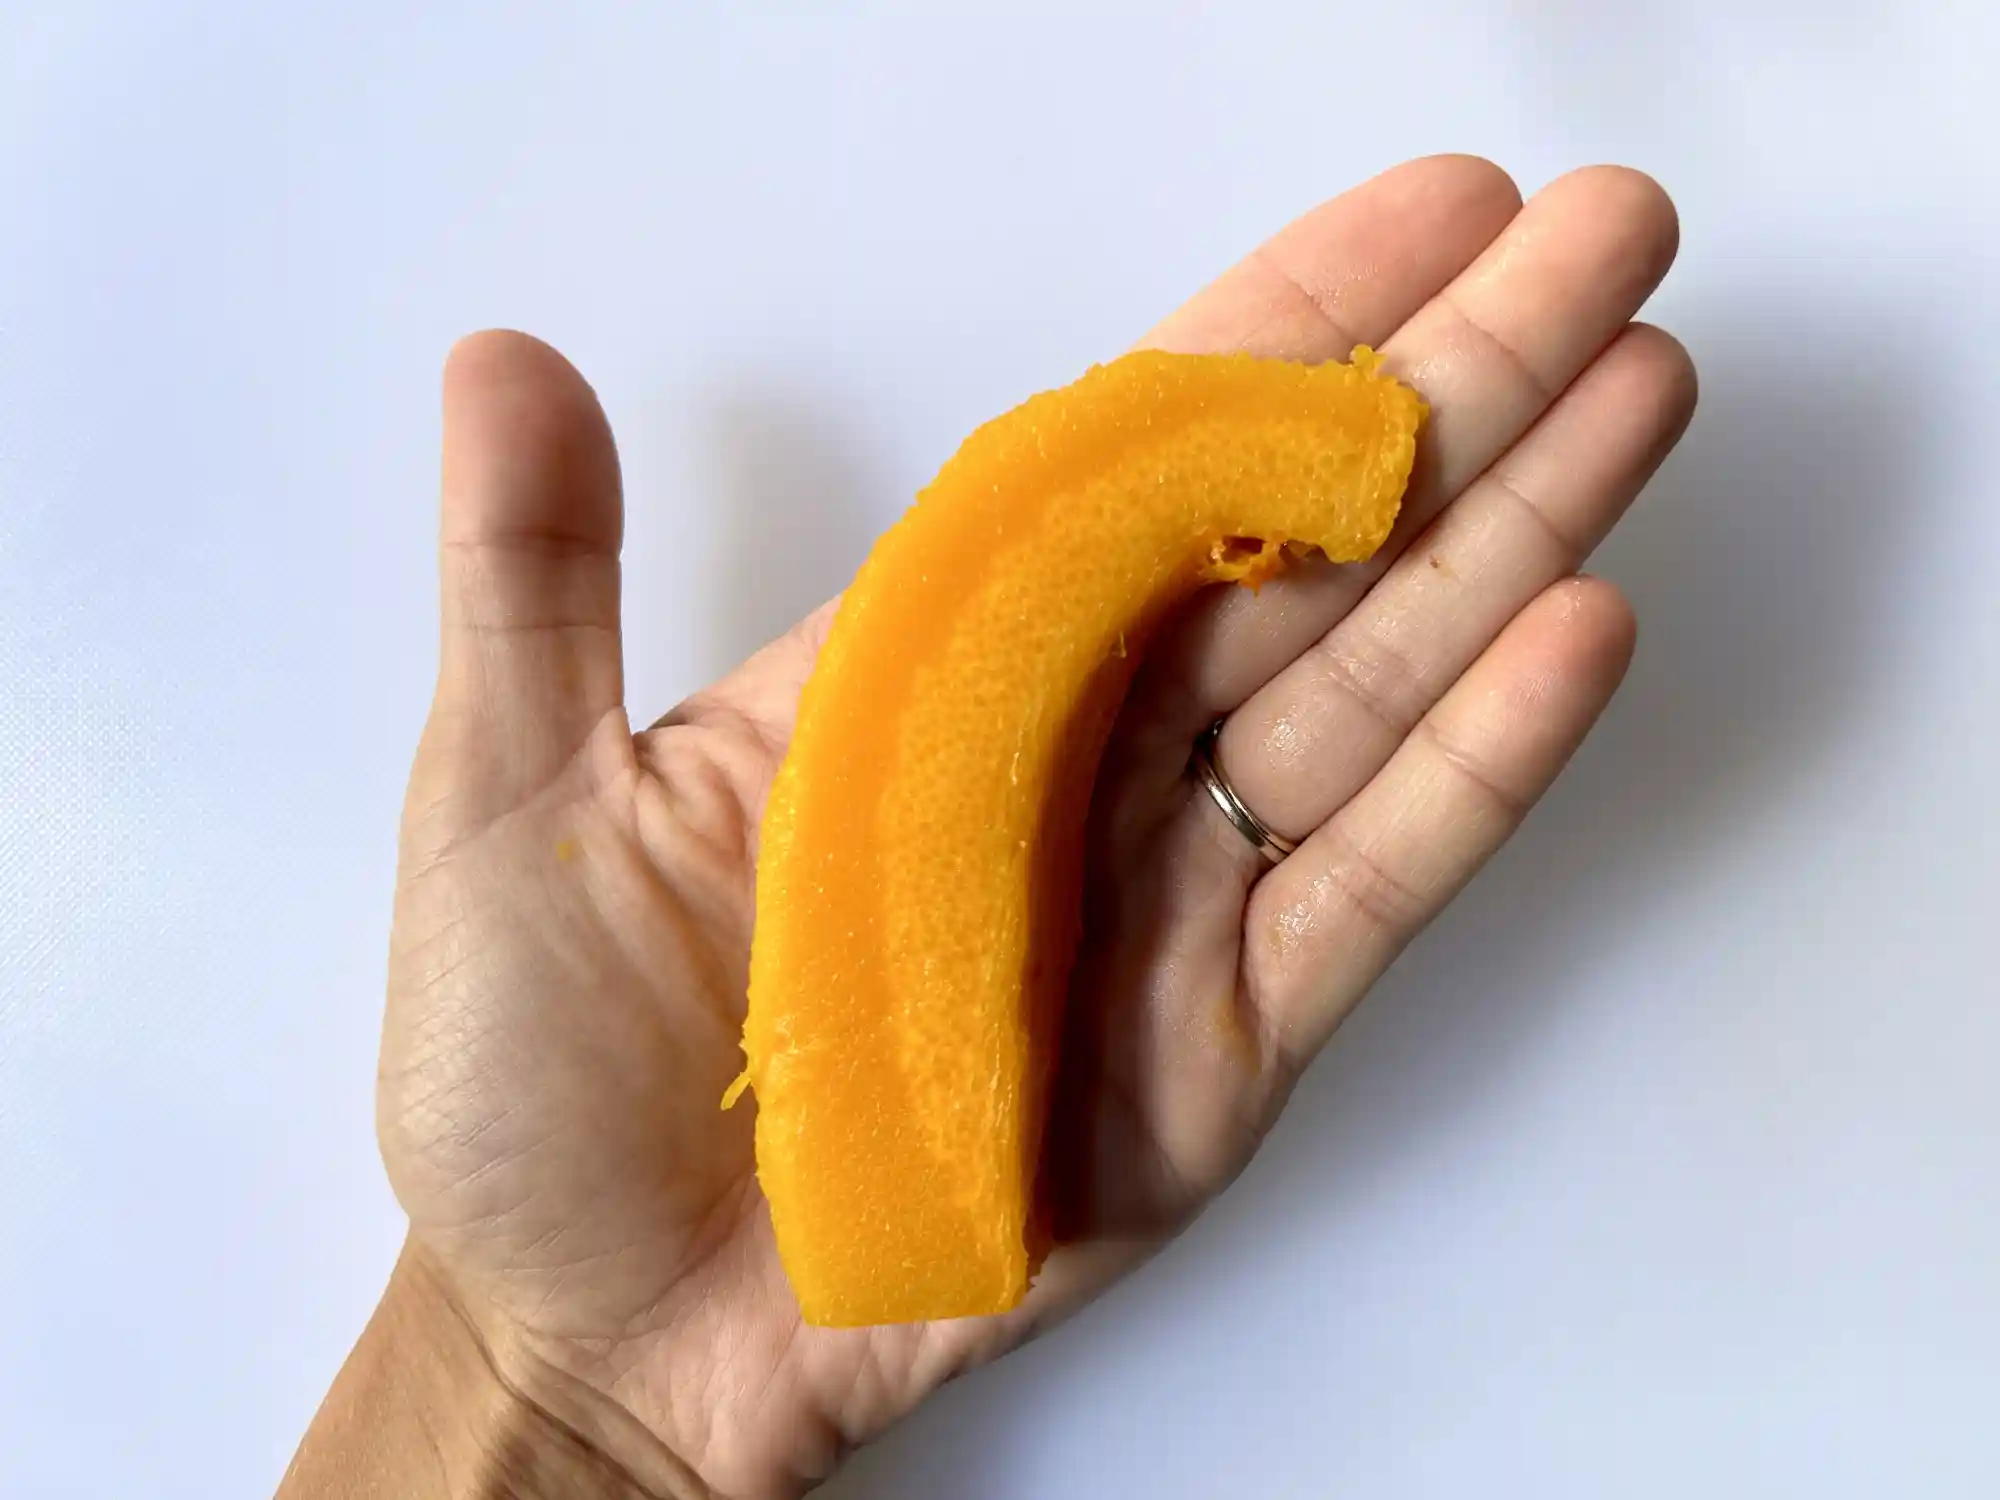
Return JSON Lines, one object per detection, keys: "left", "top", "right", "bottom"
{"left": 279, "top": 155, "right": 1695, "bottom": 1500}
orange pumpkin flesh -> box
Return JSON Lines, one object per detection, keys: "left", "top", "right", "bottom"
{"left": 739, "top": 348, "right": 1424, "bottom": 1326}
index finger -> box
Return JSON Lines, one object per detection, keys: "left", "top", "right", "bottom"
{"left": 1126, "top": 156, "right": 1518, "bottom": 749}
{"left": 1139, "top": 153, "right": 1521, "bottom": 360}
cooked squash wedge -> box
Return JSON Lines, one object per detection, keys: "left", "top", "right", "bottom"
{"left": 739, "top": 347, "right": 1424, "bottom": 1326}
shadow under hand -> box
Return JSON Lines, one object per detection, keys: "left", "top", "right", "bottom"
{"left": 692, "top": 391, "right": 880, "bottom": 682}
{"left": 1227, "top": 296, "right": 1929, "bottom": 1224}
{"left": 819, "top": 302, "right": 1933, "bottom": 1500}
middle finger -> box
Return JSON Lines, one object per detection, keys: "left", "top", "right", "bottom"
{"left": 1223, "top": 319, "right": 1696, "bottom": 841}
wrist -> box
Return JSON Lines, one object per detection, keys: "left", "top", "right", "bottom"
{"left": 279, "top": 1238, "right": 710, "bottom": 1500}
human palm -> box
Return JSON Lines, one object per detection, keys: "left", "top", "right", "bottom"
{"left": 375, "top": 156, "right": 1693, "bottom": 1500}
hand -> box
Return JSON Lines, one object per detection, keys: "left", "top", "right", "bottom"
{"left": 287, "top": 156, "right": 1692, "bottom": 1500}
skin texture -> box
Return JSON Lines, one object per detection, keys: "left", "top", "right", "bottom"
{"left": 279, "top": 156, "right": 1696, "bottom": 1500}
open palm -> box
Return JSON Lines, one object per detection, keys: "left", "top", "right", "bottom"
{"left": 376, "top": 156, "right": 1693, "bottom": 1500}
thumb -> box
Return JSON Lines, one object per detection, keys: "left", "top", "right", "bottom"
{"left": 413, "top": 330, "right": 626, "bottom": 842}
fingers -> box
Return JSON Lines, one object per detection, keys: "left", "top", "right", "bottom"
{"left": 1147, "top": 166, "right": 1679, "bottom": 735}
{"left": 1216, "top": 322, "right": 1696, "bottom": 841}
{"left": 420, "top": 331, "right": 627, "bottom": 831}
{"left": 1138, "top": 153, "right": 1522, "bottom": 361}
{"left": 1100, "top": 154, "right": 1517, "bottom": 768}
{"left": 1244, "top": 577, "right": 1637, "bottom": 1070}
{"left": 1386, "top": 166, "right": 1680, "bottom": 512}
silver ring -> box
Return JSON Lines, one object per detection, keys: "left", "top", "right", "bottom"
{"left": 1189, "top": 720, "right": 1297, "bottom": 863}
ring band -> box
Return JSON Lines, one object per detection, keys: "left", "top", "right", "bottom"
{"left": 1189, "top": 720, "right": 1297, "bottom": 863}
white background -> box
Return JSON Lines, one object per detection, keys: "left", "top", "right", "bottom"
{"left": 4, "top": 3, "right": 1998, "bottom": 1496}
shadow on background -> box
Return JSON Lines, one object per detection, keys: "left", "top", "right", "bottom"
{"left": 823, "top": 300, "right": 1933, "bottom": 1497}
{"left": 692, "top": 391, "right": 881, "bottom": 683}
{"left": 1225, "top": 301, "right": 1926, "bottom": 1221}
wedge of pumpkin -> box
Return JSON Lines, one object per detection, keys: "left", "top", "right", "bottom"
{"left": 736, "top": 347, "right": 1425, "bottom": 1326}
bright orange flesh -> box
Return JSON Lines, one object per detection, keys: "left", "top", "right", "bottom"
{"left": 741, "top": 348, "right": 1424, "bottom": 1326}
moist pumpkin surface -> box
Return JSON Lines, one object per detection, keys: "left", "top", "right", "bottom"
{"left": 738, "top": 347, "right": 1425, "bottom": 1326}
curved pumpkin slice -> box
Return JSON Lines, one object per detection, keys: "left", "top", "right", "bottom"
{"left": 741, "top": 348, "right": 1424, "bottom": 1326}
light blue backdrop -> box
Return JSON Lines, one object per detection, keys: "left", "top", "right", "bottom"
{"left": 3, "top": 4, "right": 1996, "bottom": 1496}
